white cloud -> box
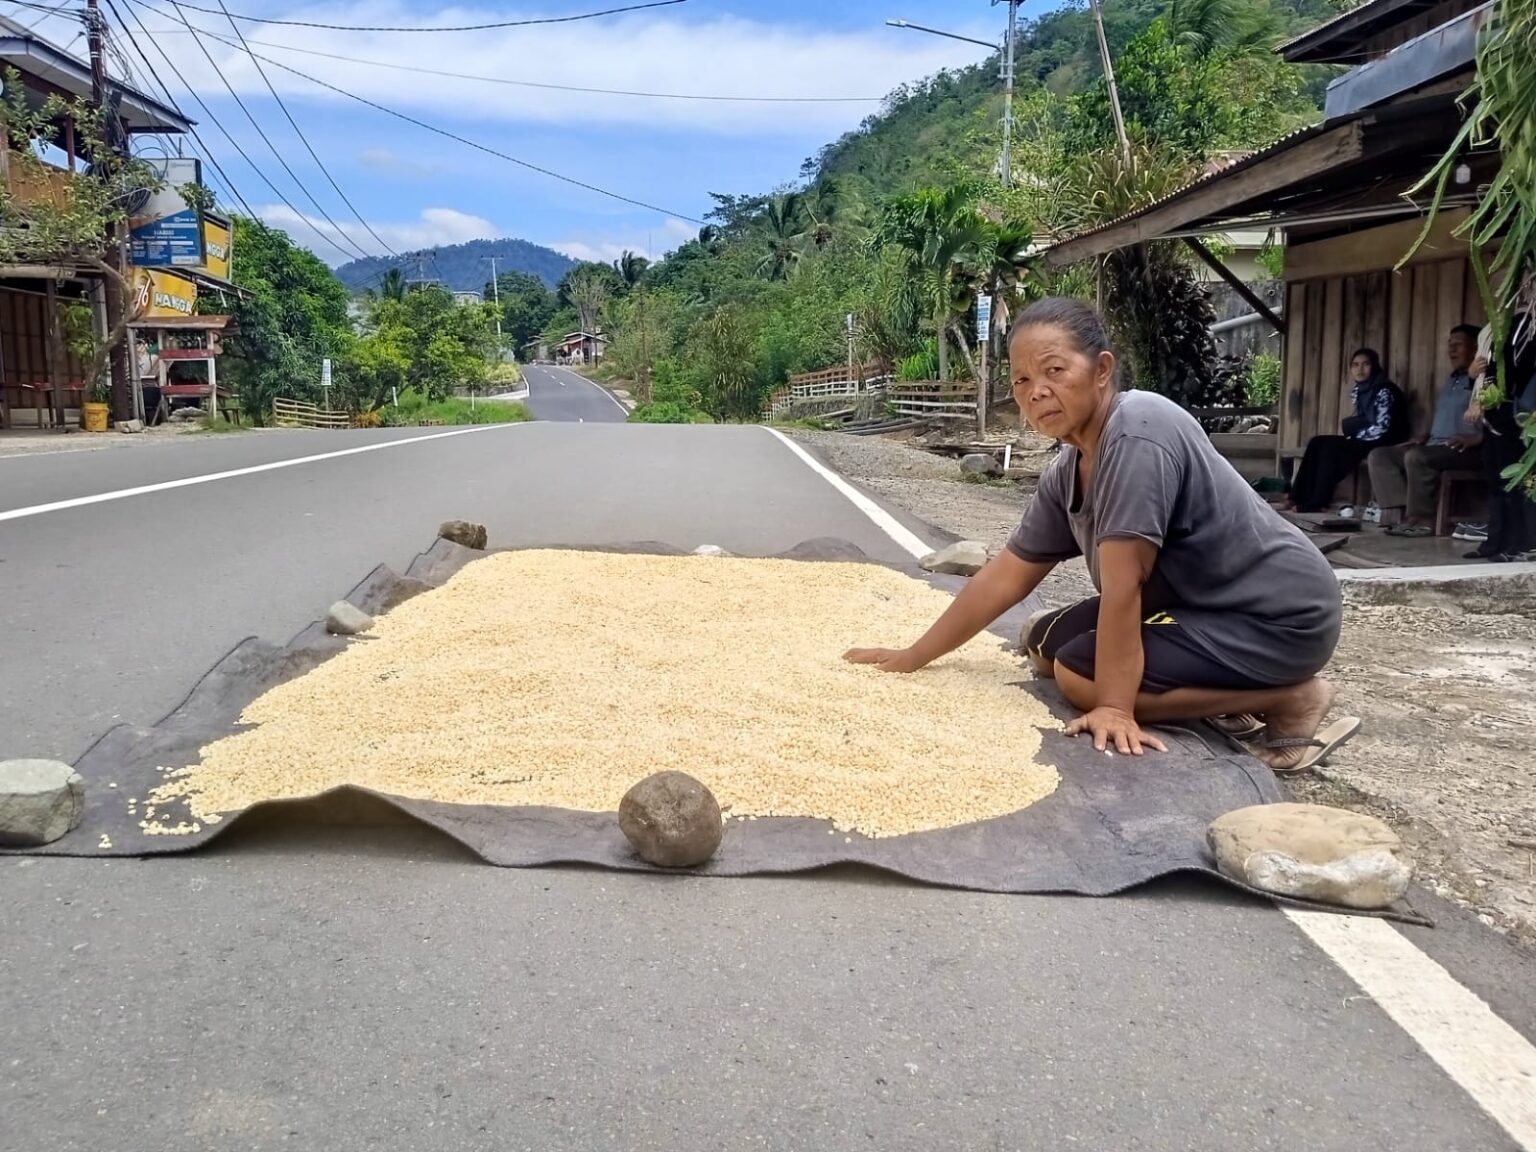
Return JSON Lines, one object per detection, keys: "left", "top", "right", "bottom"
{"left": 357, "top": 147, "right": 434, "bottom": 177}
{"left": 548, "top": 217, "right": 696, "bottom": 264}
{"left": 259, "top": 204, "right": 504, "bottom": 263}
{"left": 136, "top": 4, "right": 999, "bottom": 137}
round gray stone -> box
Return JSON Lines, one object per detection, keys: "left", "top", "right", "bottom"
{"left": 326, "top": 601, "right": 376, "bottom": 636}
{"left": 0, "top": 759, "right": 86, "bottom": 847}
{"left": 619, "top": 771, "right": 723, "bottom": 868}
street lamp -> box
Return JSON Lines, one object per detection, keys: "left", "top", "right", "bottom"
{"left": 885, "top": 6, "right": 1019, "bottom": 189}
{"left": 883, "top": 18, "right": 996, "bottom": 50}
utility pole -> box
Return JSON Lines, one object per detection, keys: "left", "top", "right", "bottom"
{"left": 994, "top": 0, "right": 1018, "bottom": 189}
{"left": 86, "top": 0, "right": 132, "bottom": 423}
{"left": 485, "top": 255, "right": 503, "bottom": 357}
{"left": 1088, "top": 0, "right": 1132, "bottom": 164}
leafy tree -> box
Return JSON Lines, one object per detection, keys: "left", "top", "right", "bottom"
{"left": 487, "top": 270, "right": 559, "bottom": 356}
{"left": 558, "top": 262, "right": 621, "bottom": 331}
{"left": 614, "top": 250, "right": 651, "bottom": 289}
{"left": 221, "top": 216, "right": 352, "bottom": 422}
{"left": 369, "top": 267, "right": 407, "bottom": 302}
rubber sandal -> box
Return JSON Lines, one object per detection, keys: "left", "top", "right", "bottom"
{"left": 1384, "top": 524, "right": 1432, "bottom": 537}
{"left": 1262, "top": 716, "right": 1362, "bottom": 776}
{"left": 1210, "top": 713, "right": 1264, "bottom": 740}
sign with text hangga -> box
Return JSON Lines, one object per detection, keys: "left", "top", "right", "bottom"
{"left": 976, "top": 294, "right": 992, "bottom": 344}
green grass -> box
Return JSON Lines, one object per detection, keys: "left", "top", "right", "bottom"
{"left": 192, "top": 416, "right": 246, "bottom": 434}
{"left": 381, "top": 395, "right": 530, "bottom": 426}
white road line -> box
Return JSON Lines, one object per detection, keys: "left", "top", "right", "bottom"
{"left": 548, "top": 365, "right": 629, "bottom": 415}
{"left": 762, "top": 427, "right": 932, "bottom": 559}
{"left": 1286, "top": 912, "right": 1536, "bottom": 1149}
{"left": 768, "top": 421, "right": 1536, "bottom": 1148}
{"left": 0, "top": 424, "right": 526, "bottom": 524}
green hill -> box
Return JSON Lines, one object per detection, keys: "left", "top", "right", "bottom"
{"left": 334, "top": 238, "right": 574, "bottom": 296}
{"left": 802, "top": 0, "right": 1343, "bottom": 200}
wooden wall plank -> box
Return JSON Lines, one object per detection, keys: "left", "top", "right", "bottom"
{"left": 1462, "top": 260, "right": 1488, "bottom": 329}
{"left": 1363, "top": 270, "right": 1389, "bottom": 365}
{"left": 1280, "top": 281, "right": 1308, "bottom": 450}
{"left": 1435, "top": 259, "right": 1468, "bottom": 385}
{"left": 1409, "top": 264, "right": 1442, "bottom": 428}
{"left": 1301, "top": 281, "right": 1328, "bottom": 443}
{"left": 1388, "top": 269, "right": 1414, "bottom": 386}
{"left": 1317, "top": 278, "right": 1346, "bottom": 437}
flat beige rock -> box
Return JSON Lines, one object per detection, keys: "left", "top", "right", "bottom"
{"left": 1208, "top": 802, "right": 1411, "bottom": 909}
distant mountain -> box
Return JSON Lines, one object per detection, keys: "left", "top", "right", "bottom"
{"left": 334, "top": 238, "right": 575, "bottom": 295}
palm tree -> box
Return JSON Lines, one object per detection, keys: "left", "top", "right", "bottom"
{"left": 877, "top": 184, "right": 991, "bottom": 384}
{"left": 755, "top": 193, "right": 806, "bottom": 281}
{"left": 614, "top": 250, "right": 650, "bottom": 289}
{"left": 803, "top": 176, "right": 861, "bottom": 248}
{"left": 366, "top": 267, "right": 407, "bottom": 303}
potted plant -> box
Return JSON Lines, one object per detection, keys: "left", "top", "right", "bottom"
{"left": 81, "top": 372, "right": 111, "bottom": 432}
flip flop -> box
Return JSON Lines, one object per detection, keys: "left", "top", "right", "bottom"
{"left": 1261, "top": 716, "right": 1362, "bottom": 776}
{"left": 1209, "top": 713, "right": 1264, "bottom": 740}
{"left": 1384, "top": 524, "right": 1433, "bottom": 537}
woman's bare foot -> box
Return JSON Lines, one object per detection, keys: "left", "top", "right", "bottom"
{"left": 1256, "top": 678, "right": 1334, "bottom": 771}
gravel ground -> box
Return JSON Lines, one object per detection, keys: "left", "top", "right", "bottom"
{"left": 790, "top": 428, "right": 1536, "bottom": 947}
{"left": 0, "top": 422, "right": 256, "bottom": 457}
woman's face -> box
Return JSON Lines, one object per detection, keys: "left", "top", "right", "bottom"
{"left": 1349, "top": 354, "right": 1375, "bottom": 383}
{"left": 1009, "top": 323, "right": 1115, "bottom": 441}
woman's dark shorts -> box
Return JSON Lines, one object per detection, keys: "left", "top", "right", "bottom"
{"left": 1022, "top": 598, "right": 1274, "bottom": 694}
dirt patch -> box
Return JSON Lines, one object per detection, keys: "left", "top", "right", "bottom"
{"left": 794, "top": 428, "right": 1536, "bottom": 944}
{"left": 0, "top": 422, "right": 258, "bottom": 458}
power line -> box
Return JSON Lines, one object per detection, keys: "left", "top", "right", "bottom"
{"left": 143, "top": 34, "right": 886, "bottom": 103}
{"left": 136, "top": 0, "right": 685, "bottom": 33}
{"left": 104, "top": 0, "right": 259, "bottom": 218}
{"left": 160, "top": 0, "right": 374, "bottom": 260}
{"left": 116, "top": 2, "right": 360, "bottom": 259}
{"left": 131, "top": 0, "right": 707, "bottom": 224}
{"left": 210, "top": 0, "right": 397, "bottom": 256}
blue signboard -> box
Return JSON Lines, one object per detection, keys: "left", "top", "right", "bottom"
{"left": 129, "top": 207, "right": 204, "bottom": 268}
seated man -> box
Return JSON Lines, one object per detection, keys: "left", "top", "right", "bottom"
{"left": 1368, "top": 324, "right": 1484, "bottom": 536}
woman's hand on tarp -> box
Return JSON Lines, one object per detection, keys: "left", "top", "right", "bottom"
{"left": 1066, "top": 706, "right": 1167, "bottom": 756}
{"left": 843, "top": 646, "right": 925, "bottom": 673}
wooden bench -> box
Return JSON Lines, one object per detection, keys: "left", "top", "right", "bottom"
{"left": 1435, "top": 469, "right": 1485, "bottom": 537}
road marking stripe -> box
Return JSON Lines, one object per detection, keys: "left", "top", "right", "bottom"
{"left": 545, "top": 365, "right": 629, "bottom": 415}
{"left": 1285, "top": 911, "right": 1536, "bottom": 1149}
{"left": 762, "top": 428, "right": 932, "bottom": 560}
{"left": 0, "top": 424, "right": 526, "bottom": 524}
{"left": 768, "top": 421, "right": 1536, "bottom": 1146}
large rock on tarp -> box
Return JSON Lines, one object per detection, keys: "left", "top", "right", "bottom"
{"left": 920, "top": 541, "right": 990, "bottom": 577}
{"left": 0, "top": 759, "right": 85, "bottom": 847}
{"left": 439, "top": 520, "right": 488, "bottom": 550}
{"left": 960, "top": 453, "right": 1001, "bottom": 477}
{"left": 1208, "top": 803, "right": 1411, "bottom": 910}
{"left": 619, "top": 772, "right": 723, "bottom": 868}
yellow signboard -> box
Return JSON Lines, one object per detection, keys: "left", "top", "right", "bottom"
{"left": 130, "top": 268, "right": 198, "bottom": 320}
{"left": 201, "top": 215, "right": 233, "bottom": 282}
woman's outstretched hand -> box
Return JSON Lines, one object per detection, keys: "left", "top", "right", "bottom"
{"left": 843, "top": 646, "right": 927, "bottom": 674}
{"left": 1065, "top": 706, "right": 1167, "bottom": 755}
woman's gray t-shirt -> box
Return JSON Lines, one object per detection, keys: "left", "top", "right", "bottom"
{"left": 1007, "top": 391, "right": 1341, "bottom": 685}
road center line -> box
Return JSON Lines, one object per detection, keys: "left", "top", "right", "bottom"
{"left": 766, "top": 422, "right": 1536, "bottom": 1148}
{"left": 0, "top": 424, "right": 526, "bottom": 524}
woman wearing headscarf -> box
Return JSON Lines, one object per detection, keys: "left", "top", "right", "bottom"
{"left": 1288, "top": 347, "right": 1407, "bottom": 513}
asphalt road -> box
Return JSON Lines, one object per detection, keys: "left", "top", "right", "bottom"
{"left": 521, "top": 362, "right": 631, "bottom": 423}
{"left": 2, "top": 426, "right": 1534, "bottom": 1152}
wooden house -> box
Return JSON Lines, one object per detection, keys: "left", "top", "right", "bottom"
{"left": 1042, "top": 0, "right": 1498, "bottom": 466}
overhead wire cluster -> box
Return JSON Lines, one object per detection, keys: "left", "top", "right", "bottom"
{"left": 1, "top": 0, "right": 870, "bottom": 267}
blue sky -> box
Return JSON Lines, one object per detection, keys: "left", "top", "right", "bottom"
{"left": 23, "top": 0, "right": 1052, "bottom": 265}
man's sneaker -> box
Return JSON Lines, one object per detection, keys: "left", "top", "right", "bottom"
{"left": 1363, "top": 502, "right": 1382, "bottom": 523}
{"left": 1452, "top": 522, "right": 1489, "bottom": 542}
{"left": 1338, "top": 504, "right": 1357, "bottom": 519}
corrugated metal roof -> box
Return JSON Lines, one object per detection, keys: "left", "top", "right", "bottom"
{"left": 1279, "top": 0, "right": 1445, "bottom": 64}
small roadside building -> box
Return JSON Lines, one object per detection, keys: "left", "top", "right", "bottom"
{"left": 0, "top": 15, "right": 193, "bottom": 430}
{"left": 1041, "top": 0, "right": 1496, "bottom": 468}
{"left": 555, "top": 331, "right": 605, "bottom": 365}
